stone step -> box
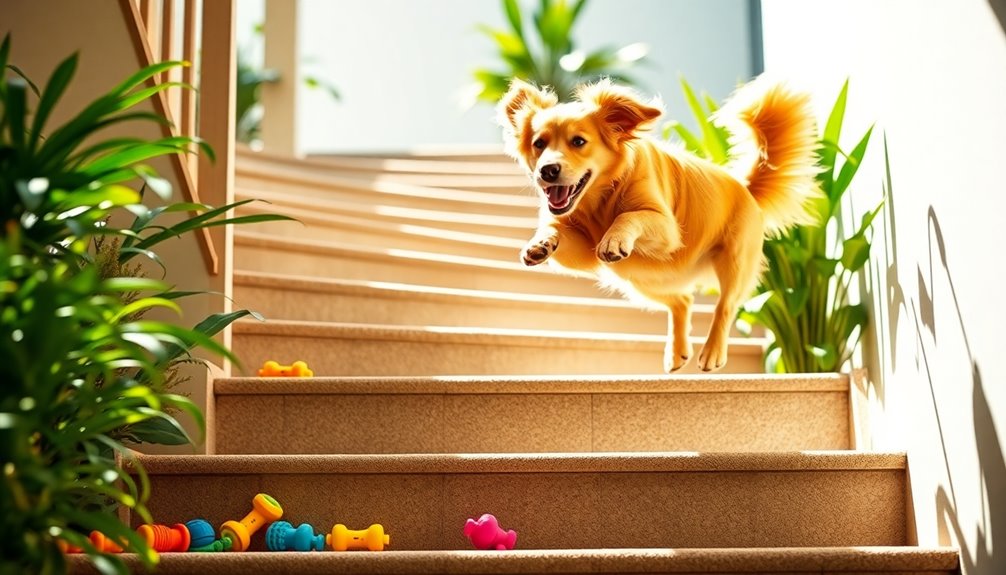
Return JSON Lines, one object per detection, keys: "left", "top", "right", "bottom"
{"left": 233, "top": 232, "right": 617, "bottom": 299}
{"left": 236, "top": 163, "right": 536, "bottom": 217}
{"left": 238, "top": 149, "right": 529, "bottom": 193}
{"left": 236, "top": 203, "right": 524, "bottom": 262}
{"left": 122, "top": 452, "right": 909, "bottom": 551}
{"left": 230, "top": 320, "right": 767, "bottom": 377}
{"left": 238, "top": 146, "right": 522, "bottom": 175}
{"left": 232, "top": 271, "right": 746, "bottom": 337}
{"left": 236, "top": 188, "right": 536, "bottom": 240}
{"left": 68, "top": 546, "right": 959, "bottom": 575}
{"left": 212, "top": 374, "right": 853, "bottom": 455}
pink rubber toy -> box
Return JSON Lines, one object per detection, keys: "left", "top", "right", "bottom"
{"left": 463, "top": 514, "right": 517, "bottom": 550}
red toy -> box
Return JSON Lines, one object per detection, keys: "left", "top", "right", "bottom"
{"left": 137, "top": 523, "right": 191, "bottom": 552}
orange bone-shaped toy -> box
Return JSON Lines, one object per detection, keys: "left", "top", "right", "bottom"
{"left": 257, "top": 360, "right": 313, "bottom": 377}
{"left": 327, "top": 524, "right": 389, "bottom": 551}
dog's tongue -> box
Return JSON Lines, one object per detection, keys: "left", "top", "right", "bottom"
{"left": 547, "top": 185, "right": 573, "bottom": 208}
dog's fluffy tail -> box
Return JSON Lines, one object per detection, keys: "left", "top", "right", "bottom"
{"left": 717, "top": 75, "right": 822, "bottom": 234}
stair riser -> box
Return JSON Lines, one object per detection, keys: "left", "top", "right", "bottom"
{"left": 233, "top": 245, "right": 613, "bottom": 299}
{"left": 237, "top": 217, "right": 521, "bottom": 262}
{"left": 215, "top": 390, "right": 850, "bottom": 454}
{"left": 231, "top": 333, "right": 764, "bottom": 376}
{"left": 133, "top": 469, "right": 906, "bottom": 550}
{"left": 237, "top": 175, "right": 535, "bottom": 218}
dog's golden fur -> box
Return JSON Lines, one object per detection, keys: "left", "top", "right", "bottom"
{"left": 499, "top": 76, "right": 820, "bottom": 372}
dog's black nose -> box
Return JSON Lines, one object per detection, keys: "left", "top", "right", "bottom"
{"left": 540, "top": 163, "right": 561, "bottom": 183}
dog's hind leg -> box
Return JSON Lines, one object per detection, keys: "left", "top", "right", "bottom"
{"left": 698, "top": 232, "right": 763, "bottom": 372}
{"left": 662, "top": 293, "right": 694, "bottom": 372}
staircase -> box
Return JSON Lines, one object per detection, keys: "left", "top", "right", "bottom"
{"left": 74, "top": 147, "right": 958, "bottom": 574}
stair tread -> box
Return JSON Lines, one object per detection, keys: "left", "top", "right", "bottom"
{"left": 236, "top": 187, "right": 538, "bottom": 231}
{"left": 234, "top": 231, "right": 589, "bottom": 278}
{"left": 239, "top": 146, "right": 524, "bottom": 175}
{"left": 236, "top": 162, "right": 538, "bottom": 209}
{"left": 130, "top": 451, "right": 905, "bottom": 475}
{"left": 215, "top": 373, "right": 849, "bottom": 395}
{"left": 234, "top": 271, "right": 692, "bottom": 311}
{"left": 232, "top": 319, "right": 768, "bottom": 353}
{"left": 68, "top": 546, "right": 960, "bottom": 574}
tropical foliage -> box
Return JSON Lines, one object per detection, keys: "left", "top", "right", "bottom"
{"left": 0, "top": 33, "right": 289, "bottom": 574}
{"left": 666, "top": 77, "right": 883, "bottom": 373}
{"left": 471, "top": 0, "right": 649, "bottom": 103}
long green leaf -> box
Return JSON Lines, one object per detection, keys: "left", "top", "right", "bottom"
{"left": 503, "top": 0, "right": 525, "bottom": 39}
{"left": 29, "top": 52, "right": 78, "bottom": 151}
{"left": 7, "top": 77, "right": 28, "bottom": 151}
{"left": 109, "top": 60, "right": 187, "bottom": 97}
{"left": 832, "top": 124, "right": 874, "bottom": 204}
{"left": 680, "top": 76, "right": 726, "bottom": 163}
{"left": 819, "top": 79, "right": 849, "bottom": 196}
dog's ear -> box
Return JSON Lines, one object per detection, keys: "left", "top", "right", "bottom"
{"left": 497, "top": 79, "right": 557, "bottom": 161}
{"left": 497, "top": 79, "right": 557, "bottom": 132}
{"left": 577, "top": 79, "right": 662, "bottom": 140}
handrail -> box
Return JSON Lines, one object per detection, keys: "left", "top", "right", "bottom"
{"left": 117, "top": 0, "right": 220, "bottom": 275}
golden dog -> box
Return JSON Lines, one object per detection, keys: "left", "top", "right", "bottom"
{"left": 498, "top": 76, "right": 820, "bottom": 372}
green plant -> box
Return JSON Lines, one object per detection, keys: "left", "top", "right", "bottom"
{"left": 471, "top": 0, "right": 649, "bottom": 104}
{"left": 665, "top": 77, "right": 882, "bottom": 373}
{"left": 0, "top": 33, "right": 291, "bottom": 574}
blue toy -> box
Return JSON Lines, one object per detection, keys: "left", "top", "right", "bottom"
{"left": 266, "top": 521, "right": 325, "bottom": 552}
{"left": 186, "top": 519, "right": 233, "bottom": 552}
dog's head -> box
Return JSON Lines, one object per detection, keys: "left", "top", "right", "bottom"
{"left": 498, "top": 78, "right": 662, "bottom": 216}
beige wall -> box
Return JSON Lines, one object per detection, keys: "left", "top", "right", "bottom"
{"left": 762, "top": 1, "right": 1006, "bottom": 572}
{"left": 4, "top": 0, "right": 221, "bottom": 454}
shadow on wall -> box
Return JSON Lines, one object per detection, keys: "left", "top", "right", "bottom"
{"left": 989, "top": 0, "right": 1006, "bottom": 34}
{"left": 868, "top": 137, "right": 1004, "bottom": 573}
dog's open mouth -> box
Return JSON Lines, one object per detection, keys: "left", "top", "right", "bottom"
{"left": 545, "top": 171, "right": 591, "bottom": 214}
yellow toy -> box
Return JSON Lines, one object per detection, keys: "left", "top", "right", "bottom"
{"left": 257, "top": 360, "right": 313, "bottom": 377}
{"left": 220, "top": 493, "right": 284, "bottom": 552}
{"left": 327, "top": 524, "right": 389, "bottom": 551}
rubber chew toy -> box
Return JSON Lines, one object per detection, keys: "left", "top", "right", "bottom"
{"left": 266, "top": 521, "right": 325, "bottom": 551}
{"left": 186, "top": 519, "right": 232, "bottom": 552}
{"left": 464, "top": 514, "right": 517, "bottom": 550}
{"left": 137, "top": 523, "right": 190, "bottom": 552}
{"left": 59, "top": 533, "right": 119, "bottom": 554}
{"left": 219, "top": 493, "right": 284, "bottom": 552}
{"left": 327, "top": 524, "right": 389, "bottom": 551}
{"left": 257, "top": 360, "right": 313, "bottom": 377}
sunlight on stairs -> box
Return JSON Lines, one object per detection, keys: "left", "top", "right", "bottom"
{"left": 73, "top": 146, "right": 959, "bottom": 574}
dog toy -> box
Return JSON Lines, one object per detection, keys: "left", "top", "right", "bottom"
{"left": 137, "top": 523, "right": 190, "bottom": 552}
{"left": 220, "top": 493, "right": 284, "bottom": 552}
{"left": 266, "top": 520, "right": 325, "bottom": 551}
{"left": 59, "top": 532, "right": 123, "bottom": 554}
{"left": 463, "top": 514, "right": 517, "bottom": 550}
{"left": 257, "top": 360, "right": 313, "bottom": 377}
{"left": 327, "top": 524, "right": 389, "bottom": 551}
{"left": 88, "top": 531, "right": 125, "bottom": 553}
{"left": 185, "top": 519, "right": 232, "bottom": 552}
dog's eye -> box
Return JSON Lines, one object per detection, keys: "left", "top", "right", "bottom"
{"left": 571, "top": 136, "right": 587, "bottom": 148}
{"left": 533, "top": 138, "right": 546, "bottom": 150}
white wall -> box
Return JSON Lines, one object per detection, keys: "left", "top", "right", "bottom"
{"left": 762, "top": 1, "right": 1006, "bottom": 572}
{"left": 238, "top": 0, "right": 756, "bottom": 153}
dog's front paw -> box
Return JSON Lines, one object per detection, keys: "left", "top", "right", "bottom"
{"left": 597, "top": 233, "right": 634, "bottom": 263}
{"left": 521, "top": 235, "right": 558, "bottom": 266}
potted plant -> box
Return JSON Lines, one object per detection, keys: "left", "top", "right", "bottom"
{"left": 470, "top": 0, "right": 650, "bottom": 104}
{"left": 666, "top": 77, "right": 883, "bottom": 373}
{"left": 0, "top": 34, "right": 290, "bottom": 574}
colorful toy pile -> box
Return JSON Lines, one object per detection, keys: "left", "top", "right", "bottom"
{"left": 61, "top": 493, "right": 391, "bottom": 554}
